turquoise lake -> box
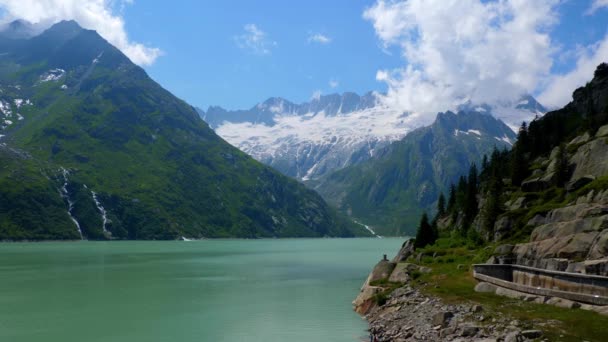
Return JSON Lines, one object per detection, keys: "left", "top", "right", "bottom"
{"left": 0, "top": 238, "right": 404, "bottom": 342}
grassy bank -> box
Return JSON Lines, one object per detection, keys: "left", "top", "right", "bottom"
{"left": 404, "top": 237, "right": 608, "bottom": 342}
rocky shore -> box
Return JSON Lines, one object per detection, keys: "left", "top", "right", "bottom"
{"left": 365, "top": 285, "right": 545, "bottom": 342}
{"left": 354, "top": 241, "right": 550, "bottom": 342}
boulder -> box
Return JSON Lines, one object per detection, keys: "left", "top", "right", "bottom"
{"left": 503, "top": 331, "right": 523, "bottom": 342}
{"left": 388, "top": 263, "right": 412, "bottom": 283}
{"left": 521, "top": 330, "right": 543, "bottom": 339}
{"left": 567, "top": 175, "right": 595, "bottom": 192}
{"left": 570, "top": 138, "right": 608, "bottom": 181}
{"left": 568, "top": 132, "right": 591, "bottom": 146}
{"left": 545, "top": 297, "right": 581, "bottom": 309}
{"left": 460, "top": 325, "right": 479, "bottom": 337}
{"left": 508, "top": 197, "right": 526, "bottom": 210}
{"left": 431, "top": 311, "right": 453, "bottom": 327}
{"left": 352, "top": 286, "right": 381, "bottom": 315}
{"left": 369, "top": 259, "right": 397, "bottom": 283}
{"left": 495, "top": 287, "right": 527, "bottom": 300}
{"left": 392, "top": 239, "right": 415, "bottom": 263}
{"left": 596, "top": 124, "right": 608, "bottom": 137}
{"left": 474, "top": 282, "right": 497, "bottom": 293}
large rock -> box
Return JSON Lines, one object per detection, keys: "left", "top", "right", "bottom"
{"left": 369, "top": 259, "right": 397, "bottom": 283}
{"left": 570, "top": 138, "right": 608, "bottom": 181}
{"left": 474, "top": 282, "right": 497, "bottom": 293}
{"left": 597, "top": 124, "right": 608, "bottom": 137}
{"left": 353, "top": 258, "right": 396, "bottom": 315}
{"left": 567, "top": 175, "right": 595, "bottom": 192}
{"left": 388, "top": 262, "right": 413, "bottom": 283}
{"left": 545, "top": 297, "right": 581, "bottom": 309}
{"left": 432, "top": 311, "right": 453, "bottom": 327}
{"left": 392, "top": 239, "right": 415, "bottom": 263}
{"left": 568, "top": 132, "right": 591, "bottom": 146}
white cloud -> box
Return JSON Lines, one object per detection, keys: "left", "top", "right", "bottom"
{"left": 538, "top": 33, "right": 608, "bottom": 108}
{"left": 308, "top": 33, "right": 331, "bottom": 44}
{"left": 311, "top": 90, "right": 322, "bottom": 100}
{"left": 235, "top": 24, "right": 276, "bottom": 55}
{"left": 329, "top": 79, "right": 339, "bottom": 88}
{"left": 0, "top": 0, "right": 162, "bottom": 66}
{"left": 364, "top": 0, "right": 559, "bottom": 117}
{"left": 587, "top": 0, "right": 608, "bottom": 14}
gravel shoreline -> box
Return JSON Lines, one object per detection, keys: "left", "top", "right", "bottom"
{"left": 362, "top": 285, "right": 546, "bottom": 342}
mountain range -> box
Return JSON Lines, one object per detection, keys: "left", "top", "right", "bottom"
{"left": 199, "top": 94, "right": 545, "bottom": 182}
{"left": 313, "top": 108, "right": 518, "bottom": 235}
{"left": 0, "top": 20, "right": 364, "bottom": 240}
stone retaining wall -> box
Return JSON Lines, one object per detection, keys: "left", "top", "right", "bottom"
{"left": 473, "top": 264, "right": 608, "bottom": 306}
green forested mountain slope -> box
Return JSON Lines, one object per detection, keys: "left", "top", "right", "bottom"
{"left": 0, "top": 21, "right": 363, "bottom": 240}
{"left": 314, "top": 110, "right": 516, "bottom": 236}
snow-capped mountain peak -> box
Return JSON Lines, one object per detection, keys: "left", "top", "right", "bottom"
{"left": 199, "top": 93, "right": 545, "bottom": 181}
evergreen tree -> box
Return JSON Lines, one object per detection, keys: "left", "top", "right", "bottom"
{"left": 482, "top": 155, "right": 489, "bottom": 173}
{"left": 437, "top": 193, "right": 446, "bottom": 218}
{"left": 483, "top": 177, "right": 503, "bottom": 235}
{"left": 464, "top": 163, "right": 479, "bottom": 228}
{"left": 447, "top": 184, "right": 456, "bottom": 213}
{"left": 511, "top": 122, "right": 530, "bottom": 186}
{"left": 414, "top": 213, "right": 435, "bottom": 248}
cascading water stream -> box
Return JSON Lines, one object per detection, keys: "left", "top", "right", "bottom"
{"left": 354, "top": 220, "right": 382, "bottom": 238}
{"left": 91, "top": 190, "right": 110, "bottom": 236}
{"left": 59, "top": 168, "right": 84, "bottom": 240}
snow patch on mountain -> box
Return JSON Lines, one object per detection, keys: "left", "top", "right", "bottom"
{"left": 207, "top": 93, "right": 545, "bottom": 180}
{"left": 40, "top": 69, "right": 65, "bottom": 83}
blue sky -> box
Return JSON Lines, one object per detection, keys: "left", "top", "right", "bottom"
{"left": 1, "top": 0, "right": 608, "bottom": 111}
{"left": 122, "top": 0, "right": 399, "bottom": 110}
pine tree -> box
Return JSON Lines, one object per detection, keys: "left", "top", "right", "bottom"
{"left": 414, "top": 213, "right": 435, "bottom": 249}
{"left": 483, "top": 177, "right": 503, "bottom": 235}
{"left": 437, "top": 193, "right": 446, "bottom": 218}
{"left": 464, "top": 163, "right": 478, "bottom": 228}
{"left": 447, "top": 184, "right": 456, "bottom": 213}
{"left": 511, "top": 122, "right": 529, "bottom": 186}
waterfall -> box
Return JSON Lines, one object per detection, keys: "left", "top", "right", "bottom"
{"left": 59, "top": 168, "right": 84, "bottom": 240}
{"left": 354, "top": 220, "right": 382, "bottom": 238}
{"left": 91, "top": 190, "right": 110, "bottom": 236}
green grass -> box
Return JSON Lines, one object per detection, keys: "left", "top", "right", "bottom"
{"left": 405, "top": 243, "right": 608, "bottom": 342}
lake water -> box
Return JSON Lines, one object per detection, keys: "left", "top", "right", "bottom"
{"left": 0, "top": 238, "right": 404, "bottom": 342}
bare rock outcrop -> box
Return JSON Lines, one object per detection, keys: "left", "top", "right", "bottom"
{"left": 512, "top": 191, "right": 608, "bottom": 274}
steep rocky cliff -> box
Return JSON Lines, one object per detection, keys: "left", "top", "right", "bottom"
{"left": 440, "top": 64, "right": 608, "bottom": 276}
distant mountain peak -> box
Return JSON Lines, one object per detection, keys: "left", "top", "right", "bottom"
{"left": 0, "top": 19, "right": 40, "bottom": 39}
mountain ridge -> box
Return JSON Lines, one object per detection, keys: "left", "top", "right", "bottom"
{"left": 314, "top": 108, "right": 517, "bottom": 236}
{"left": 200, "top": 92, "right": 544, "bottom": 181}
{"left": 0, "top": 20, "right": 364, "bottom": 240}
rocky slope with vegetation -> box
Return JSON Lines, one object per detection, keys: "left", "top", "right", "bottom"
{"left": 0, "top": 21, "right": 364, "bottom": 240}
{"left": 354, "top": 63, "right": 608, "bottom": 341}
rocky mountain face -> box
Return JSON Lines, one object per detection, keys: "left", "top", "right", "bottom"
{"left": 315, "top": 109, "right": 517, "bottom": 236}
{"left": 443, "top": 63, "right": 608, "bottom": 276}
{"left": 199, "top": 94, "right": 543, "bottom": 181}
{"left": 505, "top": 125, "right": 608, "bottom": 275}
{"left": 0, "top": 20, "right": 363, "bottom": 240}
